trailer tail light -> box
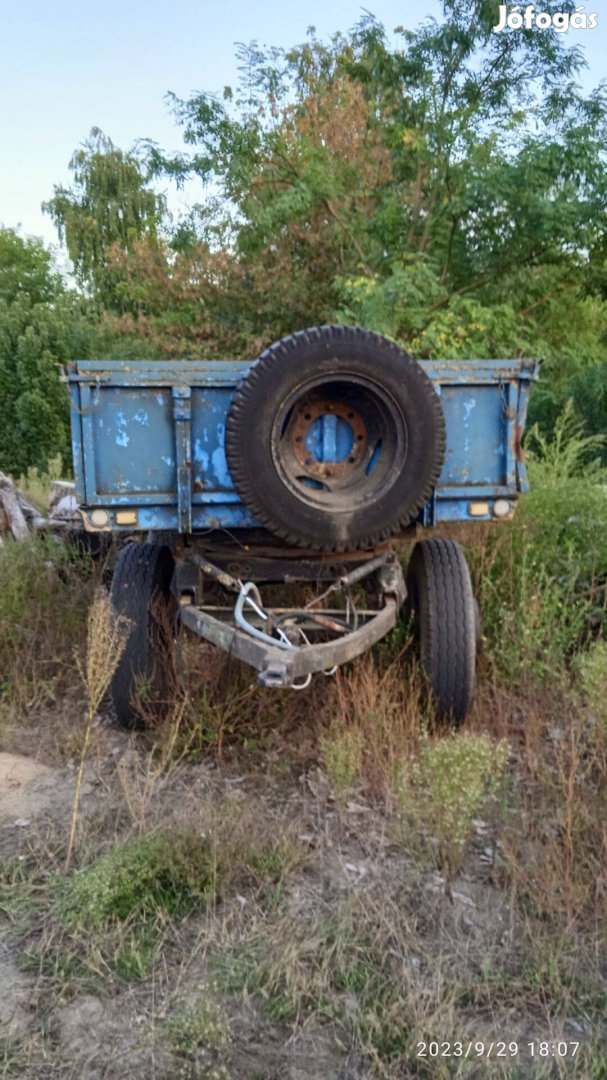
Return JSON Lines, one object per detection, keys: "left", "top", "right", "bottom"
{"left": 90, "top": 509, "right": 110, "bottom": 528}
{"left": 116, "top": 511, "right": 138, "bottom": 526}
{"left": 468, "top": 502, "right": 489, "bottom": 517}
{"left": 492, "top": 499, "right": 512, "bottom": 518}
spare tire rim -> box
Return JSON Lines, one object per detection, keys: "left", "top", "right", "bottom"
{"left": 271, "top": 374, "right": 408, "bottom": 511}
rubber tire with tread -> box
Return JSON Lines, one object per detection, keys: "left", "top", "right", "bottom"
{"left": 109, "top": 542, "right": 175, "bottom": 729}
{"left": 225, "top": 324, "right": 446, "bottom": 552}
{"left": 405, "top": 538, "right": 476, "bottom": 724}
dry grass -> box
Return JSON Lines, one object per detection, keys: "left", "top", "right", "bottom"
{"left": 320, "top": 722, "right": 363, "bottom": 805}
{"left": 499, "top": 700, "right": 607, "bottom": 930}
{"left": 65, "top": 590, "right": 132, "bottom": 870}
{"left": 1, "top": 495, "right": 607, "bottom": 1077}
{"left": 0, "top": 534, "right": 105, "bottom": 758}
{"left": 2, "top": 694, "right": 606, "bottom": 1078}
{"left": 326, "top": 656, "right": 427, "bottom": 800}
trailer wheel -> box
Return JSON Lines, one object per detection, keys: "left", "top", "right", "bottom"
{"left": 405, "top": 538, "right": 476, "bottom": 724}
{"left": 109, "top": 542, "right": 176, "bottom": 729}
{"left": 473, "top": 597, "right": 483, "bottom": 654}
{"left": 226, "top": 325, "right": 445, "bottom": 551}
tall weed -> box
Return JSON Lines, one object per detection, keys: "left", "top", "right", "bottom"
{"left": 320, "top": 723, "right": 363, "bottom": 805}
{"left": 65, "top": 590, "right": 131, "bottom": 870}
{"left": 469, "top": 405, "right": 607, "bottom": 683}
{"left": 577, "top": 640, "right": 607, "bottom": 734}
{"left": 0, "top": 535, "right": 97, "bottom": 724}
{"left": 17, "top": 454, "right": 64, "bottom": 512}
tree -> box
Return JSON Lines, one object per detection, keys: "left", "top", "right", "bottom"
{"left": 147, "top": 35, "right": 395, "bottom": 336}
{"left": 43, "top": 128, "right": 166, "bottom": 309}
{"left": 144, "top": 4, "right": 607, "bottom": 372}
{"left": 97, "top": 235, "right": 259, "bottom": 360}
{"left": 0, "top": 229, "right": 98, "bottom": 476}
{"left": 0, "top": 228, "right": 61, "bottom": 305}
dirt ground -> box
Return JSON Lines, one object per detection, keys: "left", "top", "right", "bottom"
{"left": 0, "top": 698, "right": 602, "bottom": 1080}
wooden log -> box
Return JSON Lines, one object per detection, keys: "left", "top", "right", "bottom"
{"left": 0, "top": 473, "right": 31, "bottom": 541}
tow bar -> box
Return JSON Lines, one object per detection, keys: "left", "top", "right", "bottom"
{"left": 174, "top": 548, "right": 406, "bottom": 689}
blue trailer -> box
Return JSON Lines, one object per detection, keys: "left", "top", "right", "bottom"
{"left": 64, "top": 325, "right": 539, "bottom": 726}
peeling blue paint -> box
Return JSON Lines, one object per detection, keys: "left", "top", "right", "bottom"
{"left": 193, "top": 438, "right": 209, "bottom": 471}
{"left": 68, "top": 357, "right": 539, "bottom": 532}
{"left": 211, "top": 446, "right": 230, "bottom": 486}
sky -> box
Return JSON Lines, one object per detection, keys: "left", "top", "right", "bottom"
{"left": 1, "top": 0, "right": 606, "bottom": 255}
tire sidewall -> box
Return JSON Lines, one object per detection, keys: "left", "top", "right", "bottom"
{"left": 405, "top": 538, "right": 476, "bottom": 724}
{"left": 109, "top": 542, "right": 175, "bottom": 728}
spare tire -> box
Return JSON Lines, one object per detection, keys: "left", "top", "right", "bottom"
{"left": 225, "top": 325, "right": 445, "bottom": 551}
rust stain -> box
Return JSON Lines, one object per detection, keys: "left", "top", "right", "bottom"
{"left": 513, "top": 423, "right": 524, "bottom": 462}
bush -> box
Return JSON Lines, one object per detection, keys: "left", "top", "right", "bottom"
{"left": 59, "top": 829, "right": 220, "bottom": 926}
{"left": 395, "top": 733, "right": 508, "bottom": 878}
{"left": 471, "top": 406, "right": 607, "bottom": 682}
{"left": 0, "top": 227, "right": 105, "bottom": 476}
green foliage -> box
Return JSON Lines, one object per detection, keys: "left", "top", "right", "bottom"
{"left": 527, "top": 401, "right": 607, "bottom": 483}
{"left": 0, "top": 227, "right": 101, "bottom": 475}
{"left": 571, "top": 362, "right": 607, "bottom": 463}
{"left": 0, "top": 228, "right": 61, "bottom": 304}
{"left": 59, "top": 830, "right": 219, "bottom": 927}
{"left": 482, "top": 535, "right": 590, "bottom": 682}
{"left": 0, "top": 291, "right": 93, "bottom": 475}
{"left": 43, "top": 127, "right": 165, "bottom": 309}
{"left": 26, "top": 3, "right": 607, "bottom": 434}
{"left": 395, "top": 734, "right": 508, "bottom": 876}
{"left": 577, "top": 640, "right": 607, "bottom": 732}
{"left": 517, "top": 409, "right": 607, "bottom": 604}
{"left": 473, "top": 407, "right": 607, "bottom": 681}
{"left": 131, "top": 6, "right": 607, "bottom": 372}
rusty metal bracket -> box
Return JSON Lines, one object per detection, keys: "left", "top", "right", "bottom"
{"left": 179, "top": 594, "right": 401, "bottom": 687}
{"left": 172, "top": 386, "right": 193, "bottom": 534}
{"left": 175, "top": 548, "right": 406, "bottom": 688}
